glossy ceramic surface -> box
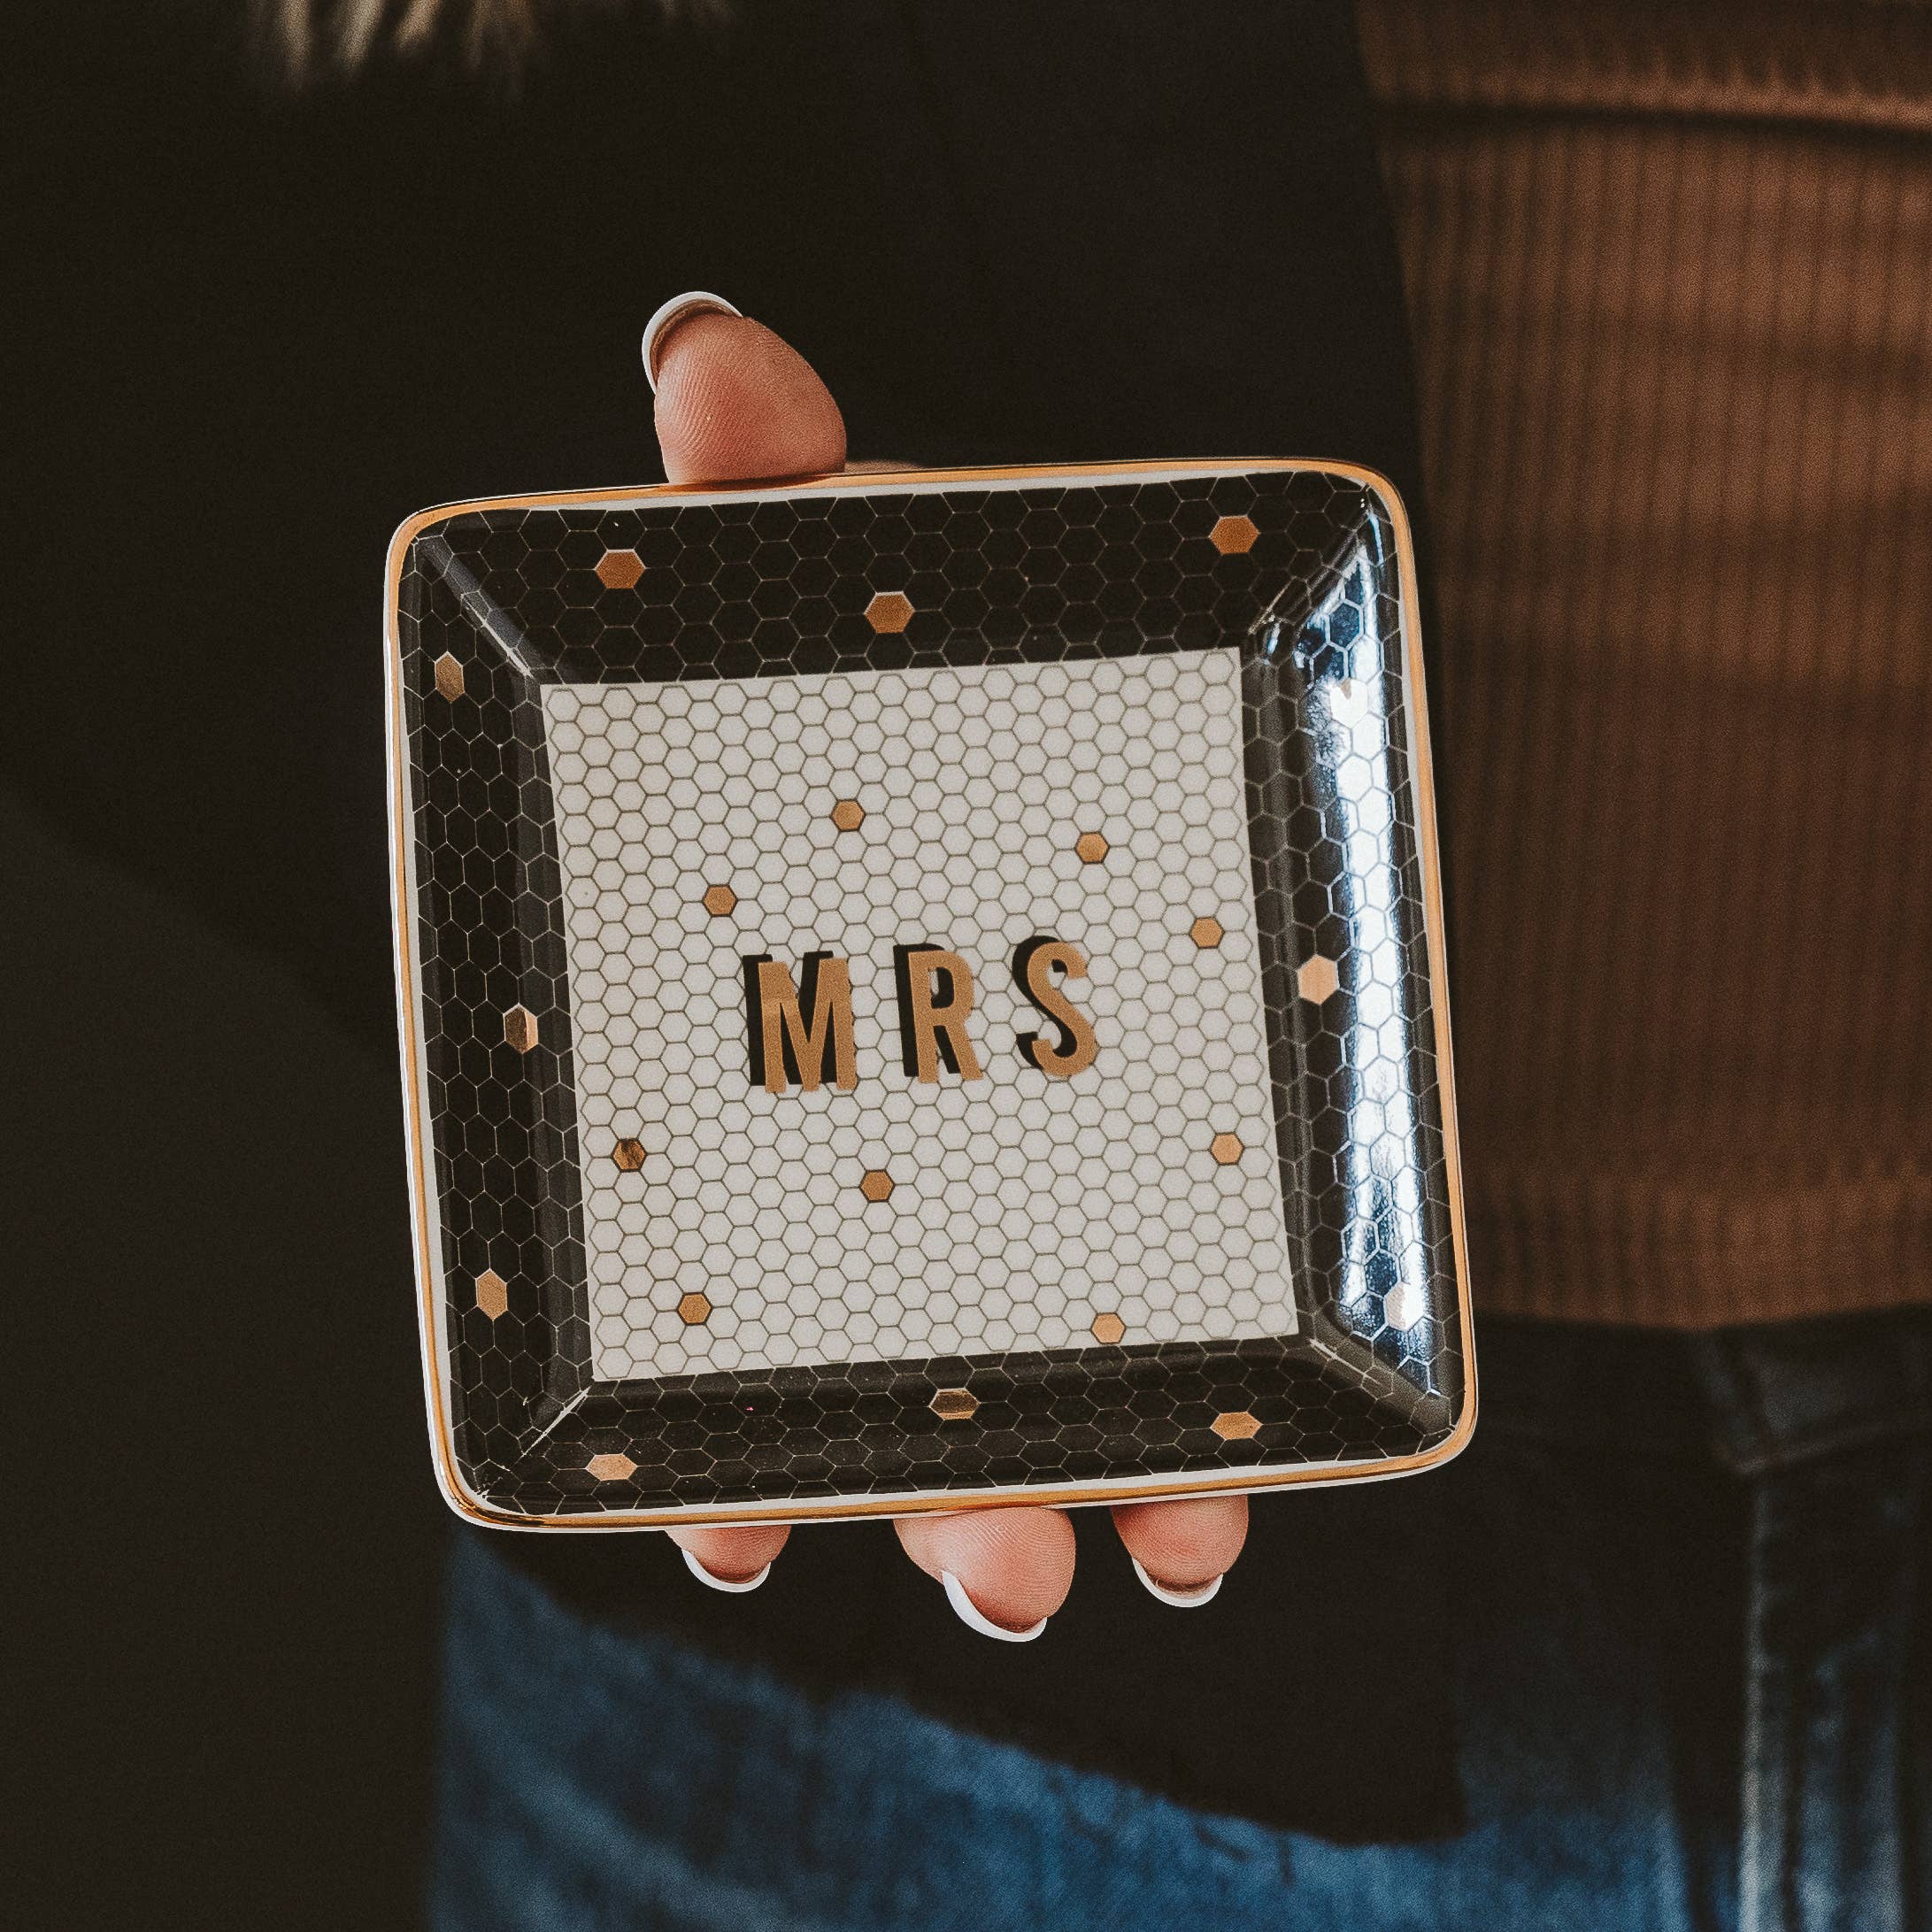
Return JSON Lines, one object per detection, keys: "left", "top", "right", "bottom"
{"left": 388, "top": 462, "right": 1471, "bottom": 1527}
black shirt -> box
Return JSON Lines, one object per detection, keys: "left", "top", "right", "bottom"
{"left": 14, "top": 0, "right": 1451, "bottom": 1846}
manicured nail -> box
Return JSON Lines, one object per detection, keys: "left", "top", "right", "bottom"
{"left": 681, "top": 1545, "right": 771, "bottom": 1595}
{"left": 941, "top": 1570, "right": 1049, "bottom": 1643}
{"left": 1130, "top": 1557, "right": 1224, "bottom": 1608}
{"left": 641, "top": 291, "right": 743, "bottom": 392}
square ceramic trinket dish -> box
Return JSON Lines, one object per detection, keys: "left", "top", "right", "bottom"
{"left": 387, "top": 461, "right": 1473, "bottom": 1528}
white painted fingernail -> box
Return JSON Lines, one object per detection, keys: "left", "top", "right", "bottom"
{"left": 1130, "top": 1557, "right": 1224, "bottom": 1608}
{"left": 681, "top": 1545, "right": 771, "bottom": 1594}
{"left": 641, "top": 291, "right": 743, "bottom": 391}
{"left": 941, "top": 1569, "right": 1048, "bottom": 1643}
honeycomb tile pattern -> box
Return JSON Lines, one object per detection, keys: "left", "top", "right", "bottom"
{"left": 545, "top": 647, "right": 1291, "bottom": 1381}
{"left": 396, "top": 467, "right": 1465, "bottom": 1518}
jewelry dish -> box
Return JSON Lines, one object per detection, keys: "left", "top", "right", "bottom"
{"left": 386, "top": 461, "right": 1473, "bottom": 1528}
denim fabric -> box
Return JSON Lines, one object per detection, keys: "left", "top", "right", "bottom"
{"left": 431, "top": 1313, "right": 1930, "bottom": 1932}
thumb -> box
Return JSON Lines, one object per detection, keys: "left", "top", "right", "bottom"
{"left": 648, "top": 296, "right": 847, "bottom": 485}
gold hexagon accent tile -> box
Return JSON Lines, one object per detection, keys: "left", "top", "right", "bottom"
{"left": 503, "top": 1004, "right": 539, "bottom": 1053}
{"left": 1212, "top": 1410, "right": 1262, "bottom": 1441}
{"left": 1189, "top": 915, "right": 1224, "bottom": 949}
{"left": 1210, "top": 1132, "right": 1243, "bottom": 1166}
{"left": 433, "top": 652, "right": 465, "bottom": 701}
{"left": 586, "top": 1451, "right": 636, "bottom": 1482}
{"left": 1074, "top": 830, "right": 1109, "bottom": 864}
{"left": 702, "top": 882, "right": 737, "bottom": 918}
{"left": 830, "top": 798, "right": 866, "bottom": 833}
{"left": 860, "top": 1168, "right": 895, "bottom": 1203}
{"left": 1297, "top": 955, "right": 1341, "bottom": 1004}
{"left": 677, "top": 1290, "right": 712, "bottom": 1326}
{"left": 1090, "top": 1312, "right": 1127, "bottom": 1346}
{"left": 1210, "top": 514, "right": 1258, "bottom": 555}
{"left": 595, "top": 548, "right": 645, "bottom": 590}
{"left": 930, "top": 1387, "right": 979, "bottom": 1422}
{"left": 866, "top": 590, "right": 914, "bottom": 634}
{"left": 612, "top": 1137, "right": 646, "bottom": 1173}
{"left": 474, "top": 1269, "right": 509, "bottom": 1320}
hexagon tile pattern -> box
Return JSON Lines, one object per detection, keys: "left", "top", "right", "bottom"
{"left": 397, "top": 466, "right": 1464, "bottom": 1517}
{"left": 548, "top": 646, "right": 1291, "bottom": 1380}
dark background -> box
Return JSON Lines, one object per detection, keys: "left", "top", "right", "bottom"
{"left": 7, "top": 5, "right": 1423, "bottom": 1923}
{"left": 7, "top": 790, "right": 443, "bottom": 1928}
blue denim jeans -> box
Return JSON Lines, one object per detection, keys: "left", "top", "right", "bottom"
{"left": 430, "top": 1313, "right": 1930, "bottom": 1931}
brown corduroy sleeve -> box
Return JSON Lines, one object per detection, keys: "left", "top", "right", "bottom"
{"left": 1357, "top": 0, "right": 1932, "bottom": 1325}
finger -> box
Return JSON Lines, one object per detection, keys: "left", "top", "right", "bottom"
{"left": 650, "top": 303, "right": 846, "bottom": 485}
{"left": 1111, "top": 1497, "right": 1249, "bottom": 1605}
{"left": 896, "top": 1506, "right": 1076, "bottom": 1639}
{"left": 647, "top": 297, "right": 835, "bottom": 1589}
{"left": 666, "top": 1523, "right": 791, "bottom": 1593}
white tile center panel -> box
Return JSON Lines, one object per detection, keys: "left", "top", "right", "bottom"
{"left": 542, "top": 646, "right": 1297, "bottom": 1381}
